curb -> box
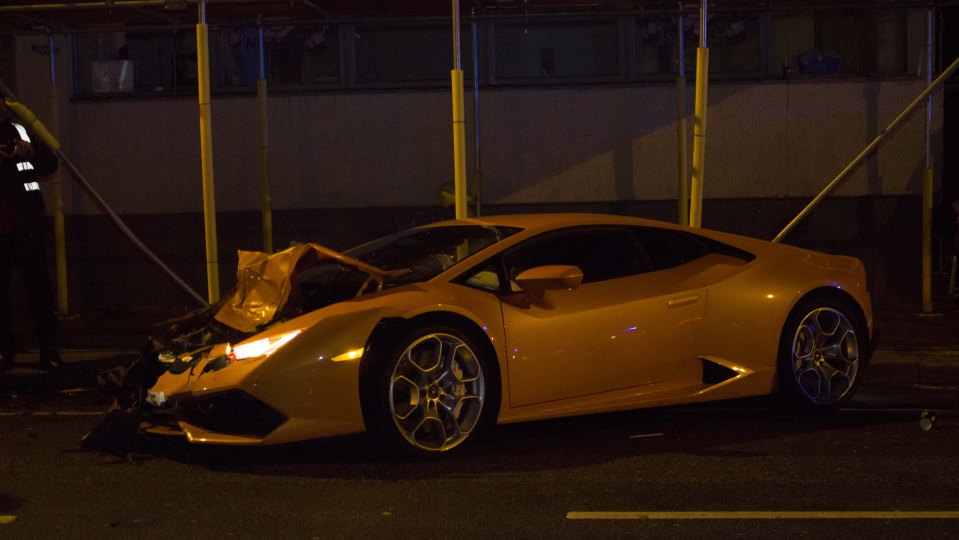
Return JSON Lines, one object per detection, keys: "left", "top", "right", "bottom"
{"left": 5, "top": 348, "right": 139, "bottom": 363}
{"left": 1, "top": 349, "right": 139, "bottom": 376}
{"left": 863, "top": 349, "right": 959, "bottom": 387}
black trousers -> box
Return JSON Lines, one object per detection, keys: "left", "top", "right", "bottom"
{"left": 0, "top": 224, "right": 58, "bottom": 355}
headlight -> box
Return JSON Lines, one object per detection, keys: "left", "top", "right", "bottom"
{"left": 203, "top": 330, "right": 303, "bottom": 374}
{"left": 230, "top": 330, "right": 303, "bottom": 361}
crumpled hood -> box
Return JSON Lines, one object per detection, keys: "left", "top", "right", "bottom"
{"left": 214, "top": 242, "right": 404, "bottom": 333}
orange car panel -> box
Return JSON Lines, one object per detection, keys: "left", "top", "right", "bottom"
{"left": 502, "top": 272, "right": 706, "bottom": 407}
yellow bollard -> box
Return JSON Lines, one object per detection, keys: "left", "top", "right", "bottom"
{"left": 688, "top": 47, "right": 709, "bottom": 228}
{"left": 196, "top": 15, "right": 220, "bottom": 303}
{"left": 451, "top": 69, "right": 468, "bottom": 220}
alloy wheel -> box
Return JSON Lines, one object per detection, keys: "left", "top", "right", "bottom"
{"left": 389, "top": 333, "right": 485, "bottom": 452}
{"left": 790, "top": 307, "right": 860, "bottom": 404}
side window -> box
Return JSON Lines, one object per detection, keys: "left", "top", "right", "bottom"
{"left": 503, "top": 229, "right": 645, "bottom": 288}
{"left": 631, "top": 227, "right": 707, "bottom": 271}
{"left": 631, "top": 227, "right": 756, "bottom": 270}
{"left": 463, "top": 261, "right": 502, "bottom": 292}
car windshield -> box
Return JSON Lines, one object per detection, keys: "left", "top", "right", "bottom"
{"left": 345, "top": 224, "right": 522, "bottom": 287}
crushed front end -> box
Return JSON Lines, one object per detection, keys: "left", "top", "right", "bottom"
{"left": 86, "top": 242, "right": 399, "bottom": 450}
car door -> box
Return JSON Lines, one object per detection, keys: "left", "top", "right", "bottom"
{"left": 496, "top": 227, "right": 707, "bottom": 408}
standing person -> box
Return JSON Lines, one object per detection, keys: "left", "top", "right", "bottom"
{"left": 951, "top": 196, "right": 959, "bottom": 296}
{"left": 0, "top": 99, "right": 61, "bottom": 372}
{"left": 952, "top": 196, "right": 959, "bottom": 249}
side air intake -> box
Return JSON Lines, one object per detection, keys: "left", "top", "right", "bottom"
{"left": 702, "top": 358, "right": 739, "bottom": 385}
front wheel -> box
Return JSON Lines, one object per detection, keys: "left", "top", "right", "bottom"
{"left": 778, "top": 297, "right": 867, "bottom": 411}
{"left": 364, "top": 324, "right": 496, "bottom": 455}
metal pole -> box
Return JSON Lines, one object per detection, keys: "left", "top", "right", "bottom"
{"left": 471, "top": 7, "right": 482, "bottom": 217}
{"left": 451, "top": 0, "right": 468, "bottom": 219}
{"left": 257, "top": 20, "right": 273, "bottom": 253}
{"left": 921, "top": 6, "right": 934, "bottom": 313}
{"left": 676, "top": 5, "right": 689, "bottom": 226}
{"left": 0, "top": 80, "right": 208, "bottom": 307}
{"left": 47, "top": 33, "right": 69, "bottom": 315}
{"left": 773, "top": 54, "right": 959, "bottom": 244}
{"left": 0, "top": 1, "right": 165, "bottom": 11}
{"left": 688, "top": 0, "right": 709, "bottom": 227}
{"left": 61, "top": 154, "right": 208, "bottom": 307}
{"left": 196, "top": 0, "right": 220, "bottom": 302}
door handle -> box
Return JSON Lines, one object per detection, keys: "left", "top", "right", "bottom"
{"left": 667, "top": 295, "right": 701, "bottom": 308}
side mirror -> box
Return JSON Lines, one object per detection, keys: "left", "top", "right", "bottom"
{"left": 514, "top": 265, "right": 583, "bottom": 292}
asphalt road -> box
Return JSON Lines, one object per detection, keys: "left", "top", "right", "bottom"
{"left": 1, "top": 380, "right": 958, "bottom": 539}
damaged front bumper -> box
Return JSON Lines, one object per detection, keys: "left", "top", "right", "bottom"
{"left": 130, "top": 307, "right": 384, "bottom": 446}
{"left": 135, "top": 344, "right": 291, "bottom": 444}
{"left": 142, "top": 388, "right": 288, "bottom": 444}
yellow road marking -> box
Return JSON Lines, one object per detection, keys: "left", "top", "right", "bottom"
{"left": 567, "top": 511, "right": 959, "bottom": 520}
{"left": 0, "top": 515, "right": 16, "bottom": 524}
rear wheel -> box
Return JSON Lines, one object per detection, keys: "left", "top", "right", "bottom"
{"left": 364, "top": 324, "right": 495, "bottom": 455}
{"left": 778, "top": 297, "right": 867, "bottom": 411}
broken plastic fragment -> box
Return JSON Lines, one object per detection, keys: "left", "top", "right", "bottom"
{"left": 146, "top": 390, "right": 167, "bottom": 407}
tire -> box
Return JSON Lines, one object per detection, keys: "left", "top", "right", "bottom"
{"left": 777, "top": 296, "right": 867, "bottom": 412}
{"left": 363, "top": 323, "right": 496, "bottom": 455}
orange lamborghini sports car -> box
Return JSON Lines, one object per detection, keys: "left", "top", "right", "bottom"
{"left": 115, "top": 213, "right": 872, "bottom": 455}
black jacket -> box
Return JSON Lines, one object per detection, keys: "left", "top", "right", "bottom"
{"left": 0, "top": 119, "right": 59, "bottom": 234}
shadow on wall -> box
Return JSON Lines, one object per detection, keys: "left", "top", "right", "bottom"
{"left": 480, "top": 80, "right": 932, "bottom": 210}
{"left": 482, "top": 86, "right": 684, "bottom": 206}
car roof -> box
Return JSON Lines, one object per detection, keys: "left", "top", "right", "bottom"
{"left": 421, "top": 212, "right": 783, "bottom": 265}
{"left": 426, "top": 213, "right": 684, "bottom": 232}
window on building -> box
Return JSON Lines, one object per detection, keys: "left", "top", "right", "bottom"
{"left": 636, "top": 12, "right": 762, "bottom": 77}
{"left": 702, "top": 12, "right": 763, "bottom": 75}
{"left": 73, "top": 31, "right": 196, "bottom": 96}
{"left": 636, "top": 14, "right": 682, "bottom": 76}
{"left": 354, "top": 22, "right": 472, "bottom": 84}
{"left": 494, "top": 18, "right": 620, "bottom": 81}
{"left": 68, "top": 5, "right": 923, "bottom": 99}
{"left": 261, "top": 24, "right": 339, "bottom": 87}
{"left": 773, "top": 8, "right": 909, "bottom": 76}
{"left": 210, "top": 27, "right": 259, "bottom": 88}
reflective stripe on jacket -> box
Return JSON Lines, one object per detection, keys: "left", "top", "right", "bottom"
{"left": 11, "top": 123, "right": 36, "bottom": 175}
